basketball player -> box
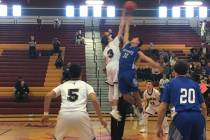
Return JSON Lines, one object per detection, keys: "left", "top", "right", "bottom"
{"left": 157, "top": 61, "right": 207, "bottom": 140}
{"left": 41, "top": 64, "right": 107, "bottom": 140}
{"left": 103, "top": 10, "right": 125, "bottom": 121}
{"left": 139, "top": 80, "right": 168, "bottom": 133}
{"left": 118, "top": 16, "right": 161, "bottom": 112}
{"left": 109, "top": 15, "right": 162, "bottom": 140}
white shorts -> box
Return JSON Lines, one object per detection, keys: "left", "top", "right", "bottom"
{"left": 54, "top": 111, "right": 95, "bottom": 140}
{"left": 108, "top": 84, "right": 119, "bottom": 101}
{"left": 106, "top": 61, "right": 119, "bottom": 85}
{"left": 145, "top": 105, "right": 159, "bottom": 116}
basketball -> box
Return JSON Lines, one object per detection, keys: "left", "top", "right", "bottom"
{"left": 124, "top": 1, "right": 137, "bottom": 12}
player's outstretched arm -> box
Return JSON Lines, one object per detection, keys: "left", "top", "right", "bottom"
{"left": 156, "top": 102, "right": 168, "bottom": 137}
{"left": 138, "top": 51, "right": 161, "bottom": 69}
{"left": 123, "top": 16, "right": 132, "bottom": 45}
{"left": 117, "top": 9, "right": 126, "bottom": 38}
{"left": 89, "top": 93, "right": 107, "bottom": 128}
{"left": 41, "top": 91, "right": 56, "bottom": 125}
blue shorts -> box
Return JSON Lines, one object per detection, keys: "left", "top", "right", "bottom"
{"left": 168, "top": 111, "right": 206, "bottom": 140}
{"left": 118, "top": 70, "right": 138, "bottom": 95}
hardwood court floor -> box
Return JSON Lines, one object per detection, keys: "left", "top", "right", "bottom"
{"left": 0, "top": 119, "right": 209, "bottom": 140}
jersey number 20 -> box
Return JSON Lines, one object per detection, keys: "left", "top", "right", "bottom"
{"left": 67, "top": 89, "right": 79, "bottom": 102}
{"left": 180, "top": 88, "right": 195, "bottom": 104}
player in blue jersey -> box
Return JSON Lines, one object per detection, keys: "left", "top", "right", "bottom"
{"left": 118, "top": 16, "right": 161, "bottom": 111}
{"left": 157, "top": 61, "right": 207, "bottom": 140}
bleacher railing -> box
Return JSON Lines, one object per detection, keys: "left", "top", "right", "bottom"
{"left": 91, "top": 19, "right": 101, "bottom": 104}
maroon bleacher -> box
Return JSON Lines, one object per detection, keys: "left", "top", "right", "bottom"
{"left": 64, "top": 46, "right": 86, "bottom": 81}
{"left": 101, "top": 25, "right": 202, "bottom": 47}
{"left": 0, "top": 50, "right": 49, "bottom": 87}
{"left": 0, "top": 24, "right": 84, "bottom": 47}
{"left": 0, "top": 24, "right": 86, "bottom": 114}
{"left": 0, "top": 96, "right": 60, "bottom": 114}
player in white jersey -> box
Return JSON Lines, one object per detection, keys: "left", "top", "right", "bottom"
{"left": 139, "top": 80, "right": 168, "bottom": 133}
{"left": 41, "top": 64, "right": 107, "bottom": 140}
{"left": 103, "top": 12, "right": 125, "bottom": 121}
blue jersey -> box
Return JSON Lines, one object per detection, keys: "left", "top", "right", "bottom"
{"left": 161, "top": 76, "right": 204, "bottom": 113}
{"left": 119, "top": 43, "right": 140, "bottom": 71}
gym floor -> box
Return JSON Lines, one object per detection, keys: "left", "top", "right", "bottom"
{"left": 0, "top": 118, "right": 209, "bottom": 140}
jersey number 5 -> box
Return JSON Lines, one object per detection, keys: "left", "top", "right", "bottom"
{"left": 180, "top": 88, "right": 195, "bottom": 104}
{"left": 67, "top": 89, "right": 79, "bottom": 102}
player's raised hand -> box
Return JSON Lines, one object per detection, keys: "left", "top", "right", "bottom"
{"left": 156, "top": 127, "right": 164, "bottom": 138}
{"left": 41, "top": 115, "right": 49, "bottom": 125}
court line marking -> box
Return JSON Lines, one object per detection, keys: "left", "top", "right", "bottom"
{"left": 0, "top": 128, "right": 12, "bottom": 136}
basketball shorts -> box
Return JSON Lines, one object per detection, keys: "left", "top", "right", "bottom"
{"left": 118, "top": 70, "right": 138, "bottom": 95}
{"left": 168, "top": 111, "right": 206, "bottom": 140}
{"left": 145, "top": 105, "right": 159, "bottom": 115}
{"left": 108, "top": 83, "right": 119, "bottom": 102}
{"left": 106, "top": 61, "right": 119, "bottom": 86}
{"left": 54, "top": 111, "right": 95, "bottom": 140}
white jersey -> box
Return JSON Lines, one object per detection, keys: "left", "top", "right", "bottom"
{"left": 53, "top": 80, "right": 94, "bottom": 113}
{"left": 103, "top": 37, "right": 121, "bottom": 65}
{"left": 143, "top": 88, "right": 160, "bottom": 107}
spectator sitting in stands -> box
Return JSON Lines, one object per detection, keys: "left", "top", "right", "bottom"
{"left": 75, "top": 30, "right": 85, "bottom": 45}
{"left": 189, "top": 62, "right": 195, "bottom": 75}
{"left": 191, "top": 63, "right": 202, "bottom": 82}
{"left": 55, "top": 53, "right": 64, "bottom": 69}
{"left": 62, "top": 62, "right": 71, "bottom": 82}
{"left": 13, "top": 78, "right": 29, "bottom": 102}
{"left": 200, "top": 54, "right": 207, "bottom": 68}
{"left": 28, "top": 35, "right": 37, "bottom": 58}
{"left": 163, "top": 63, "right": 172, "bottom": 78}
{"left": 52, "top": 38, "right": 61, "bottom": 54}
{"left": 189, "top": 48, "right": 199, "bottom": 62}
{"left": 151, "top": 67, "right": 162, "bottom": 83}
{"left": 146, "top": 43, "right": 153, "bottom": 56}
{"left": 169, "top": 71, "right": 176, "bottom": 79}
{"left": 145, "top": 67, "right": 152, "bottom": 80}
{"left": 137, "top": 67, "right": 152, "bottom": 81}
{"left": 136, "top": 68, "right": 141, "bottom": 80}
{"left": 205, "top": 62, "right": 210, "bottom": 76}
{"left": 160, "top": 50, "right": 169, "bottom": 64}
{"left": 15, "top": 76, "right": 23, "bottom": 88}
{"left": 147, "top": 43, "right": 159, "bottom": 59}
{"left": 169, "top": 53, "right": 177, "bottom": 67}
{"left": 159, "top": 74, "right": 169, "bottom": 93}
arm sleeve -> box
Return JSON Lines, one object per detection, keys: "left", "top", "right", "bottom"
{"left": 196, "top": 84, "right": 205, "bottom": 104}
{"left": 86, "top": 83, "right": 95, "bottom": 95}
{"left": 143, "top": 91, "right": 146, "bottom": 100}
{"left": 112, "top": 37, "right": 120, "bottom": 47}
{"left": 103, "top": 47, "right": 107, "bottom": 58}
{"left": 160, "top": 83, "right": 171, "bottom": 103}
{"left": 156, "top": 89, "right": 160, "bottom": 97}
{"left": 53, "top": 85, "right": 62, "bottom": 97}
